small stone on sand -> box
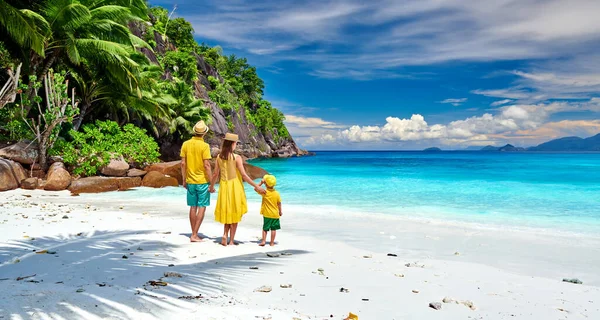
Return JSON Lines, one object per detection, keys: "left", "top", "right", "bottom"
{"left": 266, "top": 253, "right": 280, "bottom": 258}
{"left": 429, "top": 302, "right": 442, "bottom": 310}
{"left": 254, "top": 286, "right": 272, "bottom": 293}
{"left": 280, "top": 284, "right": 292, "bottom": 288}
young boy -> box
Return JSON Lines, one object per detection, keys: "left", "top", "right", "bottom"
{"left": 258, "top": 174, "right": 282, "bottom": 246}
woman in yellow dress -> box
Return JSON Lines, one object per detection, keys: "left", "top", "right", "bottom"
{"left": 210, "top": 133, "right": 265, "bottom": 246}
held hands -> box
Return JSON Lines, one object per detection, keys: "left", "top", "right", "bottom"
{"left": 254, "top": 186, "right": 266, "bottom": 195}
{"left": 209, "top": 185, "right": 216, "bottom": 193}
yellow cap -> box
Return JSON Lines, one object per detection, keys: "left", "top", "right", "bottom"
{"left": 263, "top": 174, "right": 276, "bottom": 187}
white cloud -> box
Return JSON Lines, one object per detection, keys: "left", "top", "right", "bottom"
{"left": 284, "top": 114, "right": 344, "bottom": 129}
{"left": 178, "top": 0, "right": 600, "bottom": 80}
{"left": 440, "top": 98, "right": 467, "bottom": 106}
{"left": 302, "top": 99, "right": 600, "bottom": 147}
{"left": 490, "top": 99, "right": 513, "bottom": 107}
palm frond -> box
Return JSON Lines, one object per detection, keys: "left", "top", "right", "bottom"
{"left": 0, "top": 2, "right": 48, "bottom": 56}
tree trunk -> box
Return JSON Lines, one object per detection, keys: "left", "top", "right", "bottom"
{"left": 72, "top": 101, "right": 90, "bottom": 131}
{"left": 23, "top": 51, "right": 59, "bottom": 117}
{"left": 38, "top": 137, "right": 48, "bottom": 171}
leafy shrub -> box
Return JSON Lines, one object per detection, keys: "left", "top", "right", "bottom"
{"left": 162, "top": 51, "right": 198, "bottom": 82}
{"left": 0, "top": 107, "right": 34, "bottom": 141}
{"left": 50, "top": 120, "right": 160, "bottom": 176}
{"left": 207, "top": 76, "right": 239, "bottom": 111}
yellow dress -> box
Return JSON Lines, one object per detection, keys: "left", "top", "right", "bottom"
{"left": 214, "top": 154, "right": 248, "bottom": 224}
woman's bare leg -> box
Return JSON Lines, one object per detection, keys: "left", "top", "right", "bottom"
{"left": 229, "top": 223, "right": 238, "bottom": 245}
{"left": 221, "top": 224, "right": 230, "bottom": 246}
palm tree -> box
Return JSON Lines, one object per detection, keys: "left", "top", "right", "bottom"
{"left": 0, "top": 0, "right": 49, "bottom": 57}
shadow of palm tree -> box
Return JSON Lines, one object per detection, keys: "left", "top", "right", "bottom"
{"left": 0, "top": 229, "right": 310, "bottom": 319}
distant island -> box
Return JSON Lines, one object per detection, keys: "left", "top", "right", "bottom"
{"left": 464, "top": 133, "right": 600, "bottom": 152}
{"left": 423, "top": 147, "right": 442, "bottom": 152}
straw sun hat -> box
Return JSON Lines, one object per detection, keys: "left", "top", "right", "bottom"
{"left": 193, "top": 121, "right": 209, "bottom": 135}
{"left": 224, "top": 133, "right": 239, "bottom": 142}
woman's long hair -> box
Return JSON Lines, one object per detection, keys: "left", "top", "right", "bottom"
{"left": 220, "top": 139, "right": 235, "bottom": 160}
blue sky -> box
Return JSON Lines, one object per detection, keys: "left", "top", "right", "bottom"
{"left": 151, "top": 0, "right": 600, "bottom": 150}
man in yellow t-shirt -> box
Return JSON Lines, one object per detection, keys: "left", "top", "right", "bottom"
{"left": 258, "top": 174, "right": 282, "bottom": 247}
{"left": 180, "top": 121, "right": 213, "bottom": 242}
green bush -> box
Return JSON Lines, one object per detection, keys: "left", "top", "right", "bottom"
{"left": 247, "top": 100, "right": 289, "bottom": 139}
{"left": 207, "top": 76, "right": 239, "bottom": 111}
{"left": 50, "top": 120, "right": 160, "bottom": 176}
{"left": 0, "top": 107, "right": 34, "bottom": 141}
{"left": 162, "top": 51, "right": 198, "bottom": 82}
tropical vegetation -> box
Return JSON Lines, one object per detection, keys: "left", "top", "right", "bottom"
{"left": 0, "top": 0, "right": 289, "bottom": 174}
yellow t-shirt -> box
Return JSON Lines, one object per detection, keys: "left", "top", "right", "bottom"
{"left": 180, "top": 137, "right": 211, "bottom": 184}
{"left": 260, "top": 189, "right": 281, "bottom": 219}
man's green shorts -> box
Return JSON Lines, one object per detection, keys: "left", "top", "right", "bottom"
{"left": 187, "top": 183, "right": 210, "bottom": 207}
{"left": 263, "top": 217, "right": 281, "bottom": 231}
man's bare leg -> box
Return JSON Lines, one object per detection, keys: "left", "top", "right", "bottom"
{"left": 191, "top": 206, "right": 206, "bottom": 241}
{"left": 229, "top": 223, "right": 238, "bottom": 245}
{"left": 259, "top": 230, "right": 267, "bottom": 246}
{"left": 189, "top": 206, "right": 202, "bottom": 242}
{"left": 270, "top": 230, "right": 276, "bottom": 246}
{"left": 221, "top": 224, "right": 230, "bottom": 246}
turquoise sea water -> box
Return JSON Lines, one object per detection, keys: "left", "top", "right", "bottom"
{"left": 246, "top": 151, "right": 600, "bottom": 233}
{"left": 91, "top": 151, "right": 600, "bottom": 234}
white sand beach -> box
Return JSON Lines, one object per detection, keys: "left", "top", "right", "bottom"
{"left": 1, "top": 188, "right": 599, "bottom": 320}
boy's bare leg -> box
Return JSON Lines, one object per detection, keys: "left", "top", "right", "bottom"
{"left": 191, "top": 207, "right": 206, "bottom": 241}
{"left": 229, "top": 223, "right": 238, "bottom": 245}
{"left": 221, "top": 224, "right": 230, "bottom": 246}
{"left": 189, "top": 206, "right": 201, "bottom": 242}
{"left": 270, "top": 230, "right": 276, "bottom": 246}
{"left": 259, "top": 230, "right": 267, "bottom": 246}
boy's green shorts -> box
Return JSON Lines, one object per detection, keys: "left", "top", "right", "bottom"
{"left": 263, "top": 217, "right": 281, "bottom": 231}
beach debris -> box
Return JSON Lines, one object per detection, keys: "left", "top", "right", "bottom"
{"left": 266, "top": 252, "right": 280, "bottom": 258}
{"left": 119, "top": 206, "right": 124, "bottom": 210}
{"left": 122, "top": 255, "right": 128, "bottom": 259}
{"left": 405, "top": 262, "right": 425, "bottom": 268}
{"left": 429, "top": 302, "right": 442, "bottom": 310}
{"left": 164, "top": 272, "right": 182, "bottom": 278}
{"left": 395, "top": 273, "right": 405, "bottom": 278}
{"left": 281, "top": 252, "right": 293, "bottom": 256}
{"left": 562, "top": 278, "right": 583, "bottom": 284}
{"left": 13, "top": 259, "right": 20, "bottom": 263}
{"left": 36, "top": 250, "right": 48, "bottom": 254}
{"left": 189, "top": 255, "right": 197, "bottom": 258}
{"left": 23, "top": 194, "right": 32, "bottom": 198}
{"left": 47, "top": 250, "right": 57, "bottom": 254}
{"left": 16, "top": 274, "right": 36, "bottom": 281}
{"left": 137, "top": 247, "right": 143, "bottom": 251}
{"left": 254, "top": 286, "right": 272, "bottom": 293}
{"left": 363, "top": 254, "right": 372, "bottom": 258}
{"left": 454, "top": 252, "right": 460, "bottom": 256}
{"left": 76, "top": 232, "right": 83, "bottom": 236}
{"left": 443, "top": 297, "right": 454, "bottom": 303}
{"left": 249, "top": 266, "right": 259, "bottom": 270}
{"left": 340, "top": 287, "right": 349, "bottom": 293}
{"left": 148, "top": 280, "right": 168, "bottom": 286}
{"left": 178, "top": 294, "right": 203, "bottom": 300}
{"left": 387, "top": 253, "right": 397, "bottom": 257}
{"left": 344, "top": 312, "right": 359, "bottom": 320}
{"left": 76, "top": 289, "right": 85, "bottom": 293}
{"left": 557, "top": 308, "right": 568, "bottom": 312}
{"left": 461, "top": 300, "right": 476, "bottom": 310}
{"left": 159, "top": 231, "right": 171, "bottom": 234}
{"left": 317, "top": 268, "right": 325, "bottom": 276}
{"left": 62, "top": 215, "right": 69, "bottom": 219}
{"left": 361, "top": 298, "right": 369, "bottom": 301}
{"left": 168, "top": 264, "right": 175, "bottom": 267}
{"left": 280, "top": 284, "right": 292, "bottom": 288}
{"left": 412, "top": 290, "right": 420, "bottom": 294}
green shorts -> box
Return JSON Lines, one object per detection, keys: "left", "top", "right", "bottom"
{"left": 186, "top": 183, "right": 210, "bottom": 207}
{"left": 263, "top": 217, "right": 281, "bottom": 231}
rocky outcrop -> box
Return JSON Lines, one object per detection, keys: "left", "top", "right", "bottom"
{"left": 100, "top": 159, "right": 130, "bottom": 177}
{"left": 69, "top": 176, "right": 142, "bottom": 194}
{"left": 0, "top": 158, "right": 26, "bottom": 191}
{"left": 44, "top": 162, "right": 71, "bottom": 191}
{"left": 0, "top": 141, "right": 38, "bottom": 165}
{"left": 127, "top": 168, "right": 147, "bottom": 177}
{"left": 145, "top": 161, "right": 182, "bottom": 184}
{"left": 21, "top": 177, "right": 38, "bottom": 190}
{"left": 243, "top": 162, "right": 268, "bottom": 180}
{"left": 141, "top": 171, "right": 179, "bottom": 188}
